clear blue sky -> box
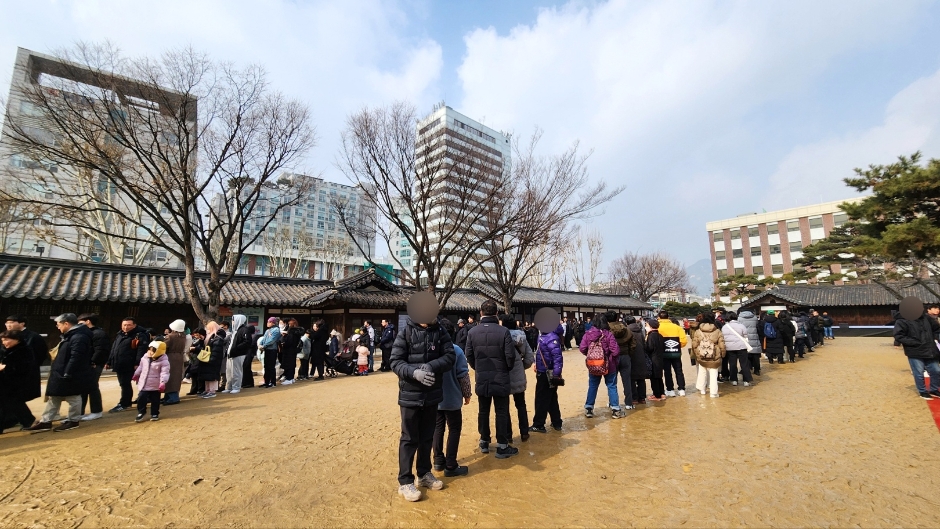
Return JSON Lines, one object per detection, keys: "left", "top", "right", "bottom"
{"left": 2, "top": 0, "right": 939, "bottom": 272}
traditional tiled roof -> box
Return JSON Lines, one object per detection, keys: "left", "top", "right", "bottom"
{"left": 0, "top": 254, "right": 655, "bottom": 311}
{"left": 741, "top": 282, "right": 940, "bottom": 309}
{"left": 0, "top": 254, "right": 330, "bottom": 306}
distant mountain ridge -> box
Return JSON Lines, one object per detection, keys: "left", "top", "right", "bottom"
{"left": 686, "top": 258, "right": 713, "bottom": 296}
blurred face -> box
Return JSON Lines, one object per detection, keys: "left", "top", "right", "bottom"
{"left": 1, "top": 336, "right": 20, "bottom": 349}
{"left": 55, "top": 320, "right": 72, "bottom": 333}
{"left": 5, "top": 320, "right": 24, "bottom": 331}
{"left": 929, "top": 307, "right": 940, "bottom": 316}
{"left": 267, "top": 320, "right": 274, "bottom": 328}
{"left": 121, "top": 320, "right": 135, "bottom": 333}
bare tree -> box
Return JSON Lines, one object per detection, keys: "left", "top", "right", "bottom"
{"left": 608, "top": 251, "right": 690, "bottom": 302}
{"left": 569, "top": 226, "right": 605, "bottom": 293}
{"left": 480, "top": 131, "right": 623, "bottom": 309}
{"left": 334, "top": 101, "right": 515, "bottom": 307}
{"left": 0, "top": 43, "right": 315, "bottom": 322}
{"left": 260, "top": 226, "right": 318, "bottom": 278}
{"left": 312, "top": 235, "right": 352, "bottom": 281}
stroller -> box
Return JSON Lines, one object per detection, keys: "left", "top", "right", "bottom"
{"left": 323, "top": 349, "right": 339, "bottom": 378}
{"left": 330, "top": 340, "right": 359, "bottom": 376}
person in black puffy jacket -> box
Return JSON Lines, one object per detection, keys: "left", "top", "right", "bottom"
{"left": 390, "top": 315, "right": 455, "bottom": 502}
{"left": 77, "top": 313, "right": 110, "bottom": 420}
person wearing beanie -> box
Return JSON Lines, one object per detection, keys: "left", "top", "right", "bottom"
{"left": 132, "top": 341, "right": 170, "bottom": 422}
{"left": 162, "top": 319, "right": 188, "bottom": 405}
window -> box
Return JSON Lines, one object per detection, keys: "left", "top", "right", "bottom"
{"left": 752, "top": 265, "right": 764, "bottom": 275}
{"left": 734, "top": 268, "right": 744, "bottom": 276}
{"left": 717, "top": 269, "right": 728, "bottom": 278}
{"left": 732, "top": 249, "right": 743, "bottom": 258}
{"left": 772, "top": 264, "right": 784, "bottom": 274}
{"left": 786, "top": 220, "right": 800, "bottom": 232}
{"left": 712, "top": 231, "right": 724, "bottom": 242}
{"left": 715, "top": 251, "right": 725, "bottom": 260}
{"left": 809, "top": 217, "right": 823, "bottom": 229}
{"left": 767, "top": 223, "right": 778, "bottom": 234}
{"left": 750, "top": 247, "right": 762, "bottom": 257}
{"left": 789, "top": 241, "right": 802, "bottom": 252}
{"left": 833, "top": 213, "right": 848, "bottom": 227}
{"left": 730, "top": 229, "right": 741, "bottom": 240}
{"left": 748, "top": 226, "right": 759, "bottom": 238}
{"left": 769, "top": 245, "right": 781, "bottom": 255}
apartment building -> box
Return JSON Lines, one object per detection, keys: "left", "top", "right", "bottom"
{"left": 392, "top": 104, "right": 510, "bottom": 281}
{"left": 705, "top": 198, "right": 864, "bottom": 285}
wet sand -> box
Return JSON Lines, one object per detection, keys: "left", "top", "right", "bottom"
{"left": 1, "top": 337, "right": 938, "bottom": 528}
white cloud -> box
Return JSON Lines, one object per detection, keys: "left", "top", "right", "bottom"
{"left": 766, "top": 68, "right": 940, "bottom": 209}
{"left": 0, "top": 0, "right": 443, "bottom": 178}
{"left": 455, "top": 0, "right": 933, "bottom": 263}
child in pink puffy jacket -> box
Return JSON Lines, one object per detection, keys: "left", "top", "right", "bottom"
{"left": 133, "top": 341, "right": 171, "bottom": 422}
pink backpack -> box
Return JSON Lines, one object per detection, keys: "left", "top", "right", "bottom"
{"left": 585, "top": 338, "right": 608, "bottom": 376}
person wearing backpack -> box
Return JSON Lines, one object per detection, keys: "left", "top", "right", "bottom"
{"left": 691, "top": 313, "right": 726, "bottom": 398}
{"left": 758, "top": 311, "right": 786, "bottom": 364}
{"left": 579, "top": 314, "right": 622, "bottom": 419}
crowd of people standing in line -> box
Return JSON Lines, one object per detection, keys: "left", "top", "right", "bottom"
{"left": 0, "top": 312, "right": 400, "bottom": 433}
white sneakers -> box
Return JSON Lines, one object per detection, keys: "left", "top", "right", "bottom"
{"left": 743, "top": 382, "right": 751, "bottom": 387}
{"left": 229, "top": 389, "right": 241, "bottom": 394}
{"left": 220, "top": 389, "right": 231, "bottom": 393}
{"left": 282, "top": 379, "right": 295, "bottom": 385}
{"left": 665, "top": 390, "right": 676, "bottom": 397}
{"left": 416, "top": 472, "right": 444, "bottom": 490}
{"left": 732, "top": 381, "right": 738, "bottom": 386}
{"left": 80, "top": 412, "right": 102, "bottom": 421}
{"left": 710, "top": 394, "right": 720, "bottom": 398}
{"left": 398, "top": 483, "right": 421, "bottom": 502}
{"left": 677, "top": 390, "right": 686, "bottom": 397}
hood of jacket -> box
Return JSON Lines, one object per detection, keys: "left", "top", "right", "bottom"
{"left": 608, "top": 321, "right": 633, "bottom": 347}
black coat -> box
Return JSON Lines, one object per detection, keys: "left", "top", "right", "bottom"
{"left": 628, "top": 322, "right": 649, "bottom": 379}
{"left": 310, "top": 327, "right": 330, "bottom": 356}
{"left": 758, "top": 316, "right": 785, "bottom": 354}
{"left": 229, "top": 326, "right": 255, "bottom": 358}
{"left": 465, "top": 316, "right": 515, "bottom": 398}
{"left": 0, "top": 341, "right": 40, "bottom": 401}
{"left": 197, "top": 331, "right": 227, "bottom": 381}
{"left": 894, "top": 315, "right": 940, "bottom": 359}
{"left": 109, "top": 325, "right": 150, "bottom": 372}
{"left": 46, "top": 325, "right": 96, "bottom": 397}
{"left": 390, "top": 319, "right": 456, "bottom": 408}
{"left": 280, "top": 326, "right": 303, "bottom": 360}
{"left": 20, "top": 328, "right": 49, "bottom": 368}
{"left": 88, "top": 326, "right": 111, "bottom": 366}
{"left": 778, "top": 317, "right": 795, "bottom": 345}
{"left": 454, "top": 325, "right": 469, "bottom": 350}
{"left": 645, "top": 330, "right": 665, "bottom": 374}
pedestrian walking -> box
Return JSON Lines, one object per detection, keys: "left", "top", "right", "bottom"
{"left": 161, "top": 319, "right": 187, "bottom": 405}
{"left": 465, "top": 300, "right": 518, "bottom": 459}
{"left": 133, "top": 341, "right": 170, "bottom": 422}
{"left": 390, "top": 310, "right": 456, "bottom": 502}
{"left": 4, "top": 314, "right": 49, "bottom": 372}
{"left": 0, "top": 330, "right": 40, "bottom": 431}
{"left": 379, "top": 319, "right": 396, "bottom": 372}
{"left": 579, "top": 314, "right": 623, "bottom": 419}
{"left": 77, "top": 313, "right": 110, "bottom": 420}
{"left": 894, "top": 297, "right": 940, "bottom": 399}
{"left": 691, "top": 313, "right": 726, "bottom": 398}
{"left": 27, "top": 313, "right": 95, "bottom": 432}
{"left": 432, "top": 318, "right": 471, "bottom": 478}
{"left": 106, "top": 317, "right": 150, "bottom": 413}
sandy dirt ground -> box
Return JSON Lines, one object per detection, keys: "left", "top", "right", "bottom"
{"left": 1, "top": 337, "right": 939, "bottom": 528}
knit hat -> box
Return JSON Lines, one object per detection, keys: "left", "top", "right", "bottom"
{"left": 646, "top": 318, "right": 660, "bottom": 329}
{"left": 148, "top": 340, "right": 167, "bottom": 358}
{"left": 169, "top": 319, "right": 186, "bottom": 333}
{"left": 267, "top": 317, "right": 278, "bottom": 324}
{"left": 766, "top": 310, "right": 775, "bottom": 315}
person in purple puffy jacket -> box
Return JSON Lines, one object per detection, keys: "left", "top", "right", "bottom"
{"left": 579, "top": 314, "right": 622, "bottom": 419}
{"left": 529, "top": 327, "right": 564, "bottom": 433}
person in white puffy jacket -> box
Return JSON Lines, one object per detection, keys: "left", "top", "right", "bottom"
{"left": 721, "top": 312, "right": 753, "bottom": 386}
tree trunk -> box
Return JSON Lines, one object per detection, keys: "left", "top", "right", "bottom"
{"left": 184, "top": 265, "right": 208, "bottom": 324}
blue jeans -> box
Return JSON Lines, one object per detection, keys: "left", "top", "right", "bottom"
{"left": 824, "top": 327, "right": 834, "bottom": 338}
{"left": 585, "top": 372, "right": 620, "bottom": 411}
{"left": 908, "top": 357, "right": 940, "bottom": 393}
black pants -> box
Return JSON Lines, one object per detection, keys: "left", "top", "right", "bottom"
{"left": 240, "top": 353, "right": 254, "bottom": 387}
{"left": 508, "top": 392, "right": 529, "bottom": 438}
{"left": 532, "top": 373, "right": 562, "bottom": 429}
{"left": 650, "top": 361, "right": 665, "bottom": 397}
{"left": 727, "top": 349, "right": 752, "bottom": 383}
{"left": 380, "top": 348, "right": 391, "bottom": 371}
{"left": 432, "top": 408, "right": 462, "bottom": 470}
{"left": 280, "top": 351, "right": 295, "bottom": 381}
{"left": 811, "top": 330, "right": 822, "bottom": 345}
{"left": 784, "top": 339, "right": 794, "bottom": 362}
{"left": 263, "top": 349, "right": 278, "bottom": 385}
{"left": 767, "top": 350, "right": 785, "bottom": 364}
{"left": 749, "top": 352, "right": 762, "bottom": 375}
{"left": 81, "top": 364, "right": 105, "bottom": 415}
{"left": 795, "top": 337, "right": 810, "bottom": 358}
{"left": 4, "top": 399, "right": 35, "bottom": 427}
{"left": 720, "top": 355, "right": 731, "bottom": 380}
{"left": 617, "top": 356, "right": 633, "bottom": 404}
{"left": 298, "top": 358, "right": 310, "bottom": 378}
{"left": 663, "top": 357, "right": 685, "bottom": 392}
{"left": 116, "top": 368, "right": 134, "bottom": 408}
{"left": 136, "top": 390, "right": 161, "bottom": 416}
{"left": 311, "top": 352, "right": 325, "bottom": 378}
{"left": 632, "top": 378, "right": 647, "bottom": 402}
{"left": 398, "top": 404, "right": 437, "bottom": 485}
{"left": 478, "top": 394, "right": 511, "bottom": 445}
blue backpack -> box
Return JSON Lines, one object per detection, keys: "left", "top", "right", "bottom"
{"left": 763, "top": 321, "right": 778, "bottom": 340}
